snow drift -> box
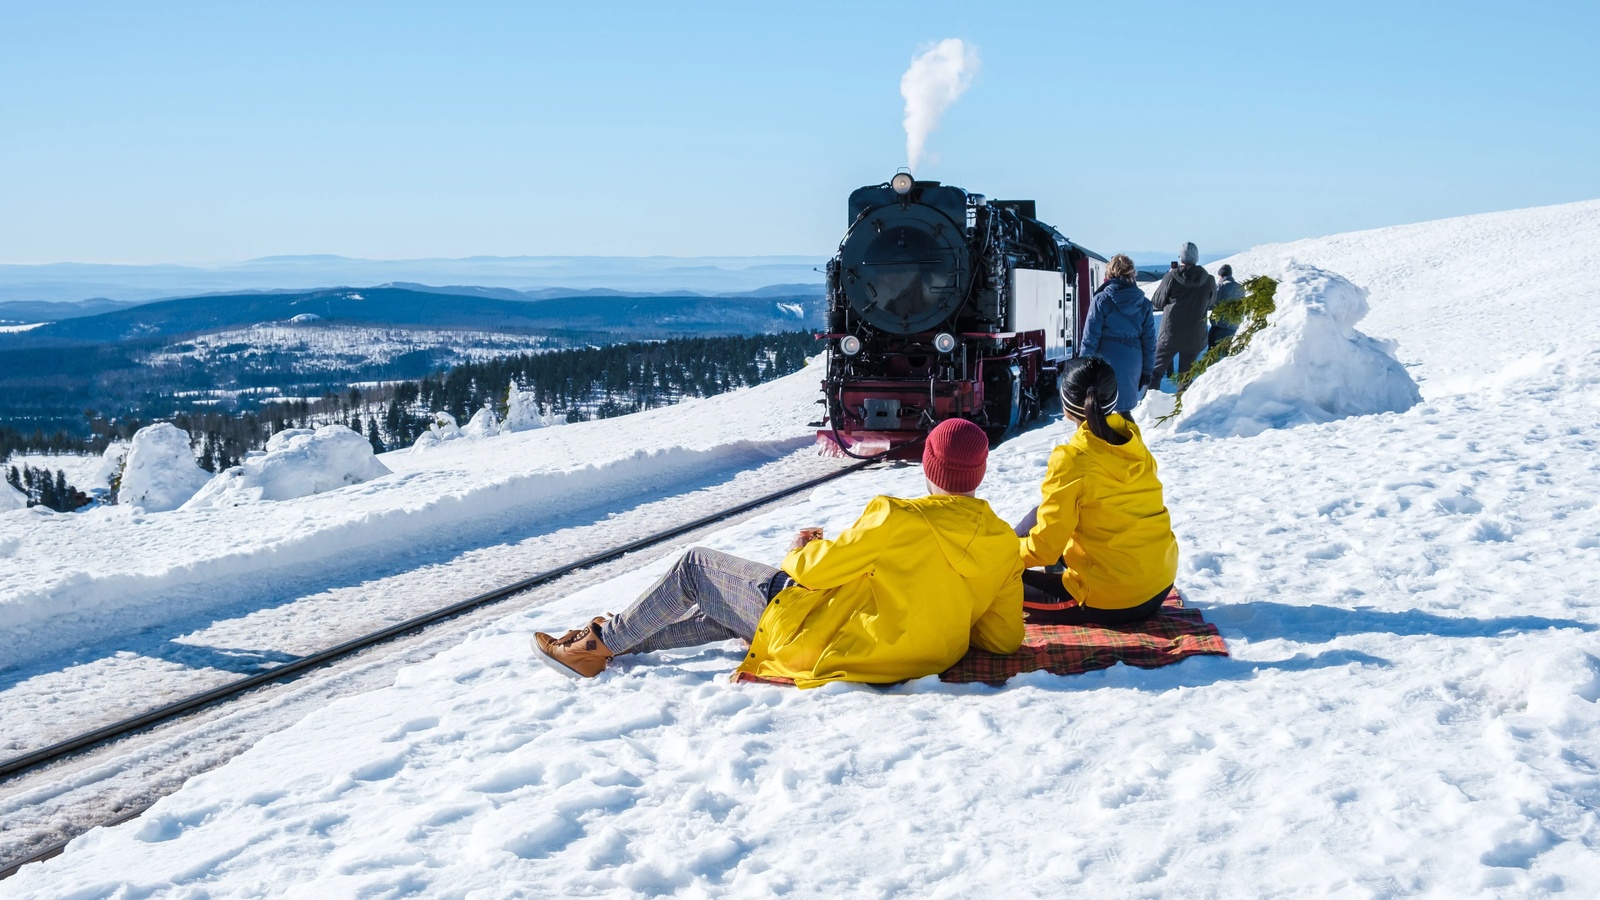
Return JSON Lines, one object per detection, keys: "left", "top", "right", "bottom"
{"left": 1217, "top": 198, "right": 1600, "bottom": 392}
{"left": 114, "top": 423, "right": 211, "bottom": 511}
{"left": 1, "top": 481, "right": 25, "bottom": 512}
{"left": 0, "top": 366, "right": 824, "bottom": 668}
{"left": 183, "top": 425, "right": 392, "bottom": 508}
{"left": 1142, "top": 264, "right": 1420, "bottom": 437}
{"left": 462, "top": 406, "right": 501, "bottom": 438}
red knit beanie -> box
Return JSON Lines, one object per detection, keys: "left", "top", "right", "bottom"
{"left": 922, "top": 419, "right": 988, "bottom": 493}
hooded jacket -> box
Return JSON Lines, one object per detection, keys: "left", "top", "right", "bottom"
{"left": 1020, "top": 416, "right": 1179, "bottom": 609}
{"left": 1080, "top": 276, "right": 1157, "bottom": 411}
{"left": 1151, "top": 264, "right": 1218, "bottom": 355}
{"left": 1215, "top": 274, "right": 1244, "bottom": 304}
{"left": 737, "top": 494, "right": 1023, "bottom": 688}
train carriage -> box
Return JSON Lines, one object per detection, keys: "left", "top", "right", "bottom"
{"left": 817, "top": 173, "right": 1106, "bottom": 457}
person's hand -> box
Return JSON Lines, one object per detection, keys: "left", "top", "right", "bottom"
{"left": 789, "top": 527, "right": 823, "bottom": 551}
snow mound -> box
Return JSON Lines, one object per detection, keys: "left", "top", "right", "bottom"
{"left": 183, "top": 425, "right": 392, "bottom": 508}
{"left": 1144, "top": 264, "right": 1420, "bottom": 437}
{"left": 115, "top": 424, "right": 211, "bottom": 511}
{"left": 1214, "top": 198, "right": 1600, "bottom": 391}
{"left": 1, "top": 481, "right": 26, "bottom": 512}
{"left": 0, "top": 366, "right": 823, "bottom": 668}
{"left": 462, "top": 406, "right": 501, "bottom": 438}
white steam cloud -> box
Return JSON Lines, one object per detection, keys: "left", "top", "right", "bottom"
{"left": 900, "top": 38, "right": 979, "bottom": 172}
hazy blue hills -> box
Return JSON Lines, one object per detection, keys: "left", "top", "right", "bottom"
{"left": 0, "top": 298, "right": 141, "bottom": 323}
{"left": 0, "top": 285, "right": 824, "bottom": 348}
{"left": 0, "top": 255, "right": 826, "bottom": 304}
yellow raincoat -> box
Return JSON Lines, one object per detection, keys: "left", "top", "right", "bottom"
{"left": 735, "top": 494, "right": 1023, "bottom": 688}
{"left": 1020, "top": 415, "right": 1179, "bottom": 609}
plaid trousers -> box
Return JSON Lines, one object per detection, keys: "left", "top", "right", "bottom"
{"left": 603, "top": 547, "right": 788, "bottom": 655}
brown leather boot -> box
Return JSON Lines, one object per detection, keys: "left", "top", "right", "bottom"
{"left": 532, "top": 616, "right": 613, "bottom": 679}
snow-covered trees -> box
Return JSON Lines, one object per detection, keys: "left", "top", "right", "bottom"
{"left": 183, "top": 424, "right": 392, "bottom": 508}
{"left": 463, "top": 406, "right": 502, "bottom": 438}
{"left": 116, "top": 423, "right": 212, "bottom": 511}
{"left": 503, "top": 384, "right": 548, "bottom": 432}
{"left": 3, "top": 465, "right": 86, "bottom": 511}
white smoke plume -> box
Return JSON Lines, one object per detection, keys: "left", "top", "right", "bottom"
{"left": 900, "top": 38, "right": 979, "bottom": 172}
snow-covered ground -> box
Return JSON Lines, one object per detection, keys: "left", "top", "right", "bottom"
{"left": 0, "top": 368, "right": 824, "bottom": 669}
{"left": 145, "top": 323, "right": 560, "bottom": 373}
{"left": 4, "top": 453, "right": 103, "bottom": 494}
{"left": 6, "top": 199, "right": 1600, "bottom": 895}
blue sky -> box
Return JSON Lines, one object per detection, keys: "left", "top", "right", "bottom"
{"left": 2, "top": 0, "right": 1596, "bottom": 264}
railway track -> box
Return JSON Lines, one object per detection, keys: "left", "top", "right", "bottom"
{"left": 0, "top": 458, "right": 875, "bottom": 879}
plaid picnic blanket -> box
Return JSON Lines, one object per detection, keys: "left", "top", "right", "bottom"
{"left": 729, "top": 591, "right": 1227, "bottom": 688}
{"left": 941, "top": 591, "right": 1228, "bottom": 685}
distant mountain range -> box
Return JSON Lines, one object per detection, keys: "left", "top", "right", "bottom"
{"left": 0, "top": 285, "right": 825, "bottom": 349}
{"left": 0, "top": 297, "right": 143, "bottom": 323}
{"left": 0, "top": 254, "right": 827, "bottom": 305}
{"left": 1128, "top": 251, "right": 1234, "bottom": 268}
{"left": 0, "top": 283, "right": 827, "bottom": 432}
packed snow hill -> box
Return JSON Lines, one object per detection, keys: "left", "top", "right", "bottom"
{"left": 7, "top": 198, "right": 1600, "bottom": 895}
{"left": 0, "top": 373, "right": 824, "bottom": 669}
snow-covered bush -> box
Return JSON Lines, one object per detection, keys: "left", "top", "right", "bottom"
{"left": 463, "top": 405, "right": 501, "bottom": 438}
{"left": 1139, "top": 263, "right": 1420, "bottom": 437}
{"left": 503, "top": 384, "right": 546, "bottom": 432}
{"left": 410, "top": 411, "right": 464, "bottom": 451}
{"left": 116, "top": 423, "right": 212, "bottom": 511}
{"left": 183, "top": 425, "right": 392, "bottom": 508}
{"left": 95, "top": 442, "right": 130, "bottom": 491}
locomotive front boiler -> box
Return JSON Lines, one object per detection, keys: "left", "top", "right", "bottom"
{"left": 817, "top": 172, "right": 1106, "bottom": 457}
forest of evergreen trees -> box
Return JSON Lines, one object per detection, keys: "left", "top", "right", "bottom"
{"left": 6, "top": 464, "right": 91, "bottom": 512}
{"left": 407, "top": 332, "right": 815, "bottom": 431}
{"left": 0, "top": 332, "right": 819, "bottom": 494}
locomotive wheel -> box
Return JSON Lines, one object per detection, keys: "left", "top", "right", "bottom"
{"left": 1036, "top": 369, "right": 1059, "bottom": 419}
{"left": 1021, "top": 387, "right": 1040, "bottom": 424}
{"left": 981, "top": 369, "right": 1015, "bottom": 445}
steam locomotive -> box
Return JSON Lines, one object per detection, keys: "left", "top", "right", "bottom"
{"left": 816, "top": 172, "right": 1106, "bottom": 457}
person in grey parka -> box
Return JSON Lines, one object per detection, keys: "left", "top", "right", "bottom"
{"left": 1149, "top": 241, "right": 1217, "bottom": 388}
{"left": 1207, "top": 263, "right": 1244, "bottom": 349}
{"left": 1079, "top": 253, "right": 1155, "bottom": 416}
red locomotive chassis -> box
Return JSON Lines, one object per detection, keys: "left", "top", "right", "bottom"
{"left": 816, "top": 329, "right": 1048, "bottom": 459}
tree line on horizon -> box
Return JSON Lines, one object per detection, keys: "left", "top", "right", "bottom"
{"left": 0, "top": 332, "right": 819, "bottom": 501}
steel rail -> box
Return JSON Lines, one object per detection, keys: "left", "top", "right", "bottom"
{"left": 0, "top": 459, "right": 873, "bottom": 784}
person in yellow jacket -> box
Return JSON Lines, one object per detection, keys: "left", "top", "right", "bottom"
{"left": 533, "top": 418, "right": 1023, "bottom": 686}
{"left": 1016, "top": 355, "right": 1180, "bottom": 625}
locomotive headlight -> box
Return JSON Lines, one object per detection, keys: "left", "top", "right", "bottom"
{"left": 891, "top": 172, "right": 914, "bottom": 195}
{"left": 933, "top": 332, "right": 957, "bottom": 354}
{"left": 839, "top": 335, "right": 863, "bottom": 356}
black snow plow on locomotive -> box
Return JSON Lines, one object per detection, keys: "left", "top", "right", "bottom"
{"left": 817, "top": 172, "right": 1106, "bottom": 457}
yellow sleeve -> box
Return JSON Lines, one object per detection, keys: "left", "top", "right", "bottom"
{"left": 1019, "top": 446, "right": 1084, "bottom": 569}
{"left": 781, "top": 496, "right": 893, "bottom": 590}
{"left": 969, "top": 562, "right": 1024, "bottom": 654}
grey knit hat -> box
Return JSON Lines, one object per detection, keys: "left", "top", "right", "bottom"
{"left": 1179, "top": 242, "right": 1199, "bottom": 265}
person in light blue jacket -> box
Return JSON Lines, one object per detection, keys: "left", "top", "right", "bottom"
{"left": 1079, "top": 253, "right": 1155, "bottom": 416}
